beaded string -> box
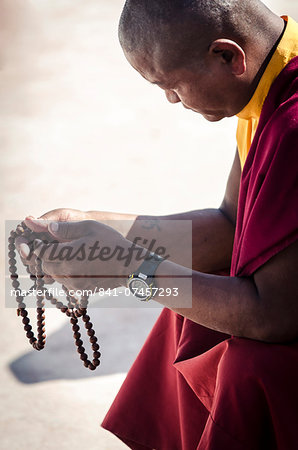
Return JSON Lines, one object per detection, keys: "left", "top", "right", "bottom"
{"left": 8, "top": 222, "right": 100, "bottom": 370}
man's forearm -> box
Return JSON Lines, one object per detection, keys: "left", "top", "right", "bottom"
{"left": 153, "top": 260, "right": 265, "bottom": 342}
{"left": 151, "top": 237, "right": 298, "bottom": 343}
{"left": 158, "top": 209, "right": 235, "bottom": 272}
{"left": 86, "top": 210, "right": 138, "bottom": 236}
{"left": 87, "top": 208, "right": 235, "bottom": 273}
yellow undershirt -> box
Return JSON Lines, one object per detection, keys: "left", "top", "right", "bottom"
{"left": 236, "top": 16, "right": 298, "bottom": 169}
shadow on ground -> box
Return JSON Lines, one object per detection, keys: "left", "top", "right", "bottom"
{"left": 9, "top": 302, "right": 161, "bottom": 383}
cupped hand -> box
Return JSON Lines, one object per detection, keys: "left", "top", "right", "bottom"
{"left": 25, "top": 208, "right": 89, "bottom": 233}
{"left": 15, "top": 208, "right": 89, "bottom": 282}
{"left": 32, "top": 220, "right": 136, "bottom": 293}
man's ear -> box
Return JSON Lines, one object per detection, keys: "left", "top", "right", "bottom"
{"left": 209, "top": 39, "right": 246, "bottom": 76}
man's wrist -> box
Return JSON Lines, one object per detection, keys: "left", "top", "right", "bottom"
{"left": 125, "top": 244, "right": 166, "bottom": 301}
{"left": 120, "top": 240, "right": 149, "bottom": 279}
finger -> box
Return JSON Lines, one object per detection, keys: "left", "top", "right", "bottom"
{"left": 25, "top": 263, "right": 38, "bottom": 276}
{"left": 33, "top": 239, "right": 81, "bottom": 263}
{"left": 15, "top": 236, "right": 31, "bottom": 259}
{"left": 24, "top": 217, "right": 49, "bottom": 233}
{"left": 44, "top": 275, "right": 55, "bottom": 285}
{"left": 41, "top": 261, "right": 74, "bottom": 290}
{"left": 32, "top": 239, "right": 60, "bottom": 261}
{"left": 47, "top": 220, "right": 96, "bottom": 241}
{"left": 42, "top": 260, "right": 66, "bottom": 278}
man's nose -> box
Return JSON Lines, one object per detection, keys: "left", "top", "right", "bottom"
{"left": 165, "top": 90, "right": 181, "bottom": 104}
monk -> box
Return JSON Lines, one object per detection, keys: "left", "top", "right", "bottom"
{"left": 17, "top": 0, "right": 298, "bottom": 448}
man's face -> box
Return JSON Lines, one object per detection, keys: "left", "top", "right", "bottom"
{"left": 126, "top": 50, "right": 240, "bottom": 122}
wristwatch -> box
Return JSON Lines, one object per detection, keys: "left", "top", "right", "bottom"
{"left": 128, "top": 252, "right": 164, "bottom": 301}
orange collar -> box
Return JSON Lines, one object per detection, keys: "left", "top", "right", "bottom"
{"left": 237, "top": 16, "right": 298, "bottom": 120}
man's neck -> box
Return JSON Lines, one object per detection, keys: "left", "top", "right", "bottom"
{"left": 243, "top": 14, "right": 286, "bottom": 111}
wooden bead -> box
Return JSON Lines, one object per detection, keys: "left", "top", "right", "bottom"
{"left": 87, "top": 329, "right": 95, "bottom": 337}
{"left": 34, "top": 342, "right": 43, "bottom": 351}
{"left": 16, "top": 226, "right": 24, "bottom": 235}
{"left": 12, "top": 280, "right": 20, "bottom": 289}
{"left": 9, "top": 223, "right": 101, "bottom": 371}
{"left": 80, "top": 302, "right": 88, "bottom": 309}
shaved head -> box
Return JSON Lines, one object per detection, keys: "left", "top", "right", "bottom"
{"left": 118, "top": 0, "right": 284, "bottom": 121}
{"left": 119, "top": 0, "right": 272, "bottom": 71}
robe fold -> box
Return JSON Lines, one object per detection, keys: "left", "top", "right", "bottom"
{"left": 102, "top": 57, "right": 298, "bottom": 450}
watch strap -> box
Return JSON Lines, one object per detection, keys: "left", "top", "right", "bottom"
{"left": 128, "top": 252, "right": 165, "bottom": 301}
{"left": 134, "top": 252, "right": 164, "bottom": 278}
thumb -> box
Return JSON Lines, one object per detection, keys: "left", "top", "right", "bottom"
{"left": 47, "top": 220, "right": 95, "bottom": 241}
{"left": 24, "top": 217, "right": 49, "bottom": 233}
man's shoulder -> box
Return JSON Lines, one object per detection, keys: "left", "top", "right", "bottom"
{"left": 270, "top": 55, "right": 298, "bottom": 118}
{"left": 263, "top": 68, "right": 298, "bottom": 142}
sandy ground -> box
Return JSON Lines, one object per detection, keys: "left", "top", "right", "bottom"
{"left": 1, "top": 1, "right": 297, "bottom": 449}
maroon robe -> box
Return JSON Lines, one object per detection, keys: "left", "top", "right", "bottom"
{"left": 102, "top": 56, "right": 298, "bottom": 449}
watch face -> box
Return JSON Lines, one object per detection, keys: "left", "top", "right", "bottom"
{"left": 128, "top": 278, "right": 150, "bottom": 299}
